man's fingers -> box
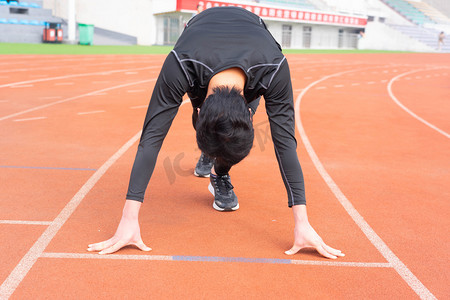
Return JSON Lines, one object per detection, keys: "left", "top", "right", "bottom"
{"left": 285, "top": 245, "right": 302, "bottom": 255}
{"left": 316, "top": 244, "right": 337, "bottom": 259}
{"left": 99, "top": 240, "right": 128, "bottom": 255}
{"left": 87, "top": 238, "right": 115, "bottom": 252}
{"left": 134, "top": 240, "right": 152, "bottom": 252}
{"left": 323, "top": 243, "right": 345, "bottom": 257}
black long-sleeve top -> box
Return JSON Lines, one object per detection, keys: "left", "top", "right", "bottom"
{"left": 126, "top": 6, "right": 305, "bottom": 206}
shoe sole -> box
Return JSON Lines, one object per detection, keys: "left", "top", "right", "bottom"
{"left": 208, "top": 183, "right": 239, "bottom": 211}
{"left": 194, "top": 171, "right": 210, "bottom": 178}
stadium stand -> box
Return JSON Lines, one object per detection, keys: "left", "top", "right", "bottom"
{"left": 389, "top": 23, "right": 449, "bottom": 51}
{"left": 380, "top": 0, "right": 434, "bottom": 25}
{"left": 406, "top": 0, "right": 450, "bottom": 24}
{"left": 0, "top": 0, "right": 62, "bottom": 43}
{"left": 424, "top": 0, "right": 450, "bottom": 19}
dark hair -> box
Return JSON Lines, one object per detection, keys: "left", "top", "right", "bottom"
{"left": 196, "top": 86, "right": 254, "bottom": 167}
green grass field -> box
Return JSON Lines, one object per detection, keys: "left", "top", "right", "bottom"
{"left": 0, "top": 43, "right": 409, "bottom": 55}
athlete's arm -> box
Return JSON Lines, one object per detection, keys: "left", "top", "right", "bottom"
{"left": 88, "top": 52, "right": 189, "bottom": 255}
{"left": 264, "top": 59, "right": 344, "bottom": 259}
{"left": 126, "top": 51, "right": 190, "bottom": 202}
{"left": 264, "top": 59, "right": 305, "bottom": 207}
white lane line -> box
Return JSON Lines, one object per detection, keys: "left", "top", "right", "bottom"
{"left": 42, "top": 253, "right": 173, "bottom": 261}
{"left": 41, "top": 252, "right": 392, "bottom": 268}
{"left": 0, "top": 131, "right": 143, "bottom": 299}
{"left": 388, "top": 69, "right": 449, "bottom": 139}
{"left": 10, "top": 85, "right": 34, "bottom": 88}
{"left": 290, "top": 260, "right": 392, "bottom": 268}
{"left": 293, "top": 88, "right": 304, "bottom": 92}
{"left": 127, "top": 89, "right": 146, "bottom": 93}
{"left": 54, "top": 82, "right": 75, "bottom": 86}
{"left": 334, "top": 84, "right": 344, "bottom": 88}
{"left": 0, "top": 100, "right": 190, "bottom": 299}
{"left": 351, "top": 83, "right": 360, "bottom": 86}
{"left": 0, "top": 79, "right": 155, "bottom": 121}
{"left": 13, "top": 117, "right": 47, "bottom": 122}
{"left": 295, "top": 69, "right": 436, "bottom": 300}
{"left": 367, "top": 81, "right": 376, "bottom": 84}
{"left": 77, "top": 110, "right": 105, "bottom": 115}
{"left": 380, "top": 80, "right": 388, "bottom": 83}
{"left": 315, "top": 86, "right": 327, "bottom": 90}
{"left": 0, "top": 66, "right": 158, "bottom": 89}
{"left": 130, "top": 105, "right": 148, "bottom": 109}
{"left": 0, "top": 220, "right": 52, "bottom": 225}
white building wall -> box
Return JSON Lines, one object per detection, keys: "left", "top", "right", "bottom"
{"left": 311, "top": 25, "right": 339, "bottom": 48}
{"left": 291, "top": 23, "right": 304, "bottom": 48}
{"left": 42, "top": 0, "right": 365, "bottom": 48}
{"left": 43, "top": 0, "right": 156, "bottom": 45}
{"left": 263, "top": 20, "right": 360, "bottom": 49}
{"left": 265, "top": 20, "right": 282, "bottom": 46}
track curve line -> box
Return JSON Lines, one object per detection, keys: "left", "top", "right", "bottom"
{"left": 387, "top": 68, "right": 449, "bottom": 139}
{"left": 0, "top": 79, "right": 155, "bottom": 121}
{"left": 295, "top": 69, "right": 436, "bottom": 300}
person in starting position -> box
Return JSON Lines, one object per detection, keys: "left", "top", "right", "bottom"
{"left": 88, "top": 6, "right": 344, "bottom": 259}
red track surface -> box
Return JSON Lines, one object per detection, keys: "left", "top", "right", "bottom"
{"left": 0, "top": 53, "right": 449, "bottom": 299}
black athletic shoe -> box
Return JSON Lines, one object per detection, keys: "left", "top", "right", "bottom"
{"left": 208, "top": 174, "right": 239, "bottom": 211}
{"left": 194, "top": 152, "right": 214, "bottom": 177}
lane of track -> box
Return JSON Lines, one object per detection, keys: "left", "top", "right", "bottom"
{"left": 1, "top": 53, "right": 446, "bottom": 298}
{"left": 295, "top": 67, "right": 436, "bottom": 299}
{"left": 296, "top": 53, "right": 449, "bottom": 299}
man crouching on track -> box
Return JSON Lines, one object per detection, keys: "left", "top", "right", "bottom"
{"left": 88, "top": 6, "right": 344, "bottom": 259}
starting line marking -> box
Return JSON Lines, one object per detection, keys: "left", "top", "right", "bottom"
{"left": 40, "top": 252, "right": 392, "bottom": 268}
{"left": 13, "top": 117, "right": 46, "bottom": 122}
{"left": 0, "top": 220, "right": 52, "bottom": 226}
{"left": 10, "top": 85, "right": 34, "bottom": 88}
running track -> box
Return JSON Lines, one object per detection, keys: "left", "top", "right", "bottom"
{"left": 0, "top": 53, "right": 449, "bottom": 299}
